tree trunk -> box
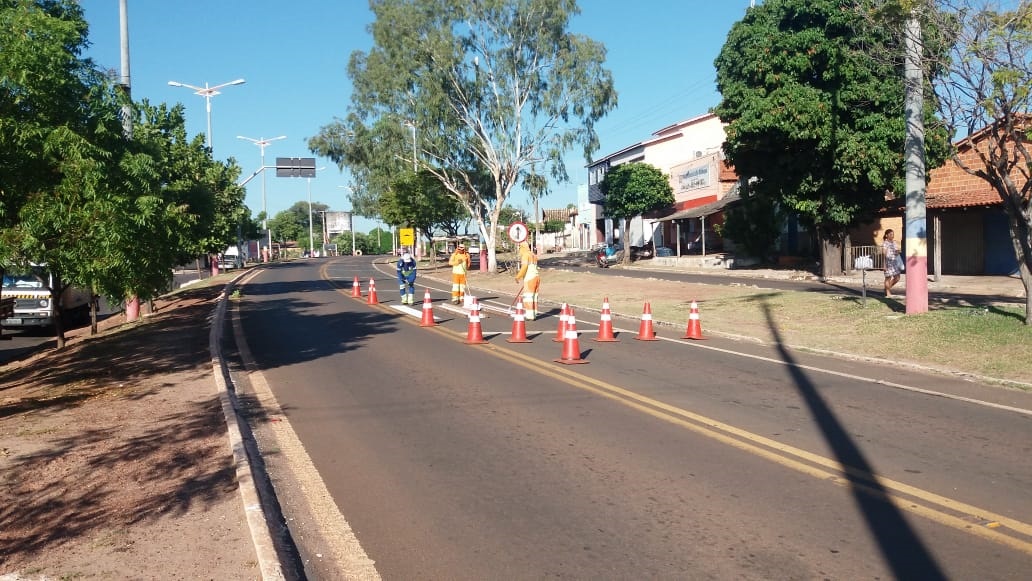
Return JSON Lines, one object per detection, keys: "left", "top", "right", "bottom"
{"left": 51, "top": 274, "right": 66, "bottom": 349}
{"left": 818, "top": 236, "right": 842, "bottom": 280}
{"left": 1019, "top": 256, "right": 1032, "bottom": 326}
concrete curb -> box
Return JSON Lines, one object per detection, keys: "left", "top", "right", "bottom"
{"left": 209, "top": 273, "right": 286, "bottom": 580}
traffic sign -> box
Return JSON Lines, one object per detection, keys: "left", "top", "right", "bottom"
{"left": 399, "top": 228, "right": 415, "bottom": 246}
{"left": 507, "top": 222, "right": 529, "bottom": 243}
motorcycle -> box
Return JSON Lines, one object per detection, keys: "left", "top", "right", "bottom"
{"left": 596, "top": 244, "right": 620, "bottom": 268}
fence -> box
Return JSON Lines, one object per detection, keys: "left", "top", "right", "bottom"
{"left": 849, "top": 245, "right": 886, "bottom": 271}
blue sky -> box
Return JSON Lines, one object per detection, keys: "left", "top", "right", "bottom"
{"left": 79, "top": 1, "right": 753, "bottom": 234}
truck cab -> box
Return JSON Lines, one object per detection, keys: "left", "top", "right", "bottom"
{"left": 1, "top": 265, "right": 91, "bottom": 329}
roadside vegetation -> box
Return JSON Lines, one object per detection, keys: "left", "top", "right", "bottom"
{"left": 471, "top": 267, "right": 1032, "bottom": 387}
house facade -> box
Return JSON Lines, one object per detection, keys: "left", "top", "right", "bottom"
{"left": 850, "top": 133, "right": 1018, "bottom": 276}
{"left": 587, "top": 113, "right": 738, "bottom": 251}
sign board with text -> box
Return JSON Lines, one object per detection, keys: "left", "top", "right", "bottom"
{"left": 325, "top": 211, "right": 352, "bottom": 234}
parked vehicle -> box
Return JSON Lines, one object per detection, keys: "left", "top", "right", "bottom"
{"left": 218, "top": 245, "right": 244, "bottom": 269}
{"left": 596, "top": 244, "right": 622, "bottom": 268}
{"left": 630, "top": 240, "right": 655, "bottom": 260}
{"left": 1, "top": 264, "right": 91, "bottom": 329}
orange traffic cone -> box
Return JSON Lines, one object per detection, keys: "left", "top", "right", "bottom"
{"left": 553, "top": 303, "right": 569, "bottom": 342}
{"left": 465, "top": 298, "right": 488, "bottom": 344}
{"left": 507, "top": 302, "right": 532, "bottom": 343}
{"left": 634, "top": 301, "right": 658, "bottom": 341}
{"left": 555, "top": 307, "right": 588, "bottom": 364}
{"left": 683, "top": 299, "right": 706, "bottom": 340}
{"left": 367, "top": 278, "right": 379, "bottom": 305}
{"left": 351, "top": 275, "right": 362, "bottom": 298}
{"left": 420, "top": 288, "right": 436, "bottom": 327}
{"left": 594, "top": 297, "right": 619, "bottom": 342}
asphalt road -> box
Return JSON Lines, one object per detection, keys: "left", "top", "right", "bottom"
{"left": 226, "top": 256, "right": 1032, "bottom": 580}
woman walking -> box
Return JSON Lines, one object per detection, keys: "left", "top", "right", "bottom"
{"left": 882, "top": 229, "right": 903, "bottom": 298}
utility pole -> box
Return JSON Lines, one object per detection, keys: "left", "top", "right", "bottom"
{"left": 119, "top": 0, "right": 141, "bottom": 323}
{"left": 903, "top": 13, "right": 928, "bottom": 314}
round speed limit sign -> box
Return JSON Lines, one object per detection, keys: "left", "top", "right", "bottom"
{"left": 507, "top": 222, "right": 529, "bottom": 243}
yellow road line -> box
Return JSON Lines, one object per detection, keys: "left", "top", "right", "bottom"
{"left": 317, "top": 260, "right": 1032, "bottom": 553}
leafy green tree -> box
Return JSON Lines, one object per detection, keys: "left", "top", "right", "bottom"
{"left": 0, "top": 1, "right": 252, "bottom": 345}
{"left": 0, "top": 0, "right": 99, "bottom": 231}
{"left": 600, "top": 163, "right": 674, "bottom": 264}
{"left": 268, "top": 201, "right": 328, "bottom": 250}
{"left": 309, "top": 116, "right": 401, "bottom": 226}
{"left": 382, "top": 170, "right": 467, "bottom": 248}
{"left": 713, "top": 0, "right": 950, "bottom": 278}
{"left": 721, "top": 183, "right": 786, "bottom": 262}
{"left": 0, "top": 0, "right": 135, "bottom": 345}
{"left": 328, "top": 0, "right": 617, "bottom": 272}
{"left": 366, "top": 226, "right": 393, "bottom": 255}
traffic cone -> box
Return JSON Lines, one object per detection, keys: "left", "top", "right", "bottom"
{"left": 553, "top": 302, "right": 569, "bottom": 342}
{"left": 367, "top": 278, "right": 379, "bottom": 305}
{"left": 465, "top": 298, "right": 488, "bottom": 344}
{"left": 555, "top": 307, "right": 588, "bottom": 364}
{"left": 351, "top": 275, "right": 362, "bottom": 298}
{"left": 683, "top": 299, "right": 706, "bottom": 340}
{"left": 594, "top": 297, "right": 619, "bottom": 342}
{"left": 420, "top": 288, "right": 437, "bottom": 327}
{"left": 634, "top": 301, "right": 658, "bottom": 341}
{"left": 507, "top": 302, "right": 532, "bottom": 343}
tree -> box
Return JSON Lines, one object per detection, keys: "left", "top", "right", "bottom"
{"left": 309, "top": 115, "right": 402, "bottom": 226}
{"left": 268, "top": 201, "right": 329, "bottom": 250}
{"left": 721, "top": 183, "right": 786, "bottom": 262}
{"left": 382, "top": 170, "right": 467, "bottom": 250}
{"left": 330, "top": 0, "right": 617, "bottom": 272}
{"left": 713, "top": 0, "right": 950, "bottom": 279}
{"left": 916, "top": 0, "right": 1032, "bottom": 324}
{"left": 0, "top": 0, "right": 135, "bottom": 346}
{"left": 599, "top": 162, "right": 674, "bottom": 264}
{"left": 0, "top": 1, "right": 253, "bottom": 346}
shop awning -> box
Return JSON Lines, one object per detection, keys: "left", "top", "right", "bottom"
{"left": 656, "top": 191, "right": 740, "bottom": 222}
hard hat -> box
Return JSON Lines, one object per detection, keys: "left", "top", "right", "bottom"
{"left": 402, "top": 252, "right": 412, "bottom": 261}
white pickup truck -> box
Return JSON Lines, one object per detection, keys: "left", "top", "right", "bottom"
{"left": 1, "top": 265, "right": 91, "bottom": 329}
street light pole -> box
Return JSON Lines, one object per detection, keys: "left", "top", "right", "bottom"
{"left": 307, "top": 167, "right": 326, "bottom": 256}
{"left": 238, "top": 135, "right": 287, "bottom": 261}
{"left": 167, "top": 78, "right": 245, "bottom": 153}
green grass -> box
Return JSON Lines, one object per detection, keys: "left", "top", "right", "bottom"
{"left": 523, "top": 270, "right": 1032, "bottom": 388}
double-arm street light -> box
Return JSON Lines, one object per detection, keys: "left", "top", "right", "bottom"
{"left": 238, "top": 135, "right": 287, "bottom": 261}
{"left": 167, "top": 78, "right": 245, "bottom": 153}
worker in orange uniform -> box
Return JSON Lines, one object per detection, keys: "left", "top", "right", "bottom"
{"left": 514, "top": 241, "right": 540, "bottom": 320}
{"left": 448, "top": 243, "right": 471, "bottom": 304}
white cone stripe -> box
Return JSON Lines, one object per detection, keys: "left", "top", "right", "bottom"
{"left": 641, "top": 314, "right": 653, "bottom": 321}
{"left": 601, "top": 313, "right": 612, "bottom": 321}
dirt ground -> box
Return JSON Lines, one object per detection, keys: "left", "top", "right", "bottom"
{"left": 0, "top": 259, "right": 1026, "bottom": 579}
{"left": 0, "top": 282, "right": 260, "bottom": 580}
